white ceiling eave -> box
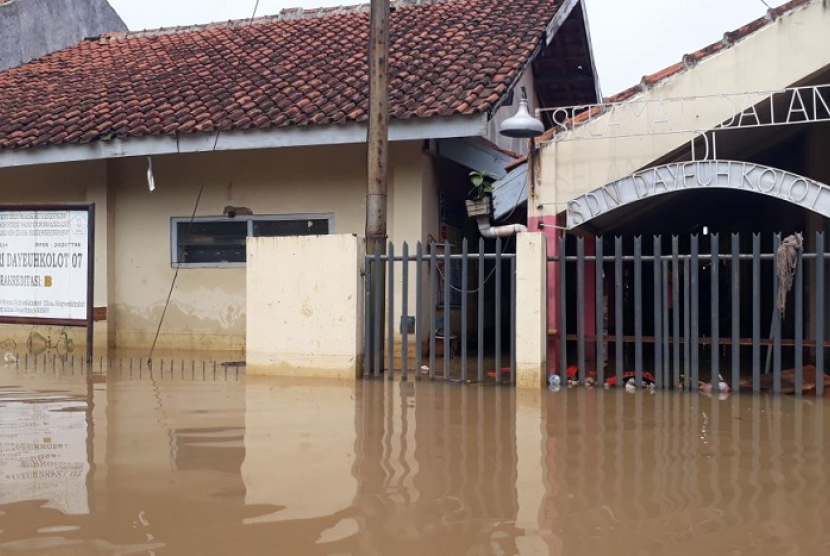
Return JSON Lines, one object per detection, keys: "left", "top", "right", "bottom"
{"left": 0, "top": 113, "right": 489, "bottom": 169}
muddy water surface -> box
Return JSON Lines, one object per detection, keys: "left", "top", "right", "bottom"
{"left": 1, "top": 366, "right": 829, "bottom": 555}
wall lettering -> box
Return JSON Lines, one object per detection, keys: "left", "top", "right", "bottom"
{"left": 566, "top": 161, "right": 830, "bottom": 229}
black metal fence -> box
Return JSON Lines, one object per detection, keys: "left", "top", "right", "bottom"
{"left": 549, "top": 232, "right": 827, "bottom": 397}
{"left": 364, "top": 239, "right": 516, "bottom": 384}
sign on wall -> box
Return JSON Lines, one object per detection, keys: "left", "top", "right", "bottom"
{"left": 0, "top": 204, "right": 95, "bottom": 359}
{"left": 0, "top": 208, "right": 91, "bottom": 322}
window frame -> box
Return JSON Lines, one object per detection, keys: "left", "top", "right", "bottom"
{"left": 170, "top": 213, "right": 335, "bottom": 269}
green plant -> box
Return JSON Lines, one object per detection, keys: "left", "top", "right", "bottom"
{"left": 468, "top": 170, "right": 496, "bottom": 201}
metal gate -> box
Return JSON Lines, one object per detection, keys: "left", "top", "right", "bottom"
{"left": 549, "top": 232, "right": 827, "bottom": 396}
{"left": 364, "top": 239, "right": 516, "bottom": 384}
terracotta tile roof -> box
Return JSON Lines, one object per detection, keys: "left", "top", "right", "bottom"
{"left": 541, "top": 0, "right": 815, "bottom": 140}
{"left": 0, "top": 0, "right": 565, "bottom": 151}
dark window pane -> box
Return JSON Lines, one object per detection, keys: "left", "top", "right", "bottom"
{"left": 177, "top": 221, "right": 247, "bottom": 264}
{"left": 253, "top": 219, "right": 329, "bottom": 237}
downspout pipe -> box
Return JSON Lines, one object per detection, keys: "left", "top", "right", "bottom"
{"left": 476, "top": 216, "right": 527, "bottom": 238}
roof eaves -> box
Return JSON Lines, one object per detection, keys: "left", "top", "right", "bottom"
{"left": 0, "top": 113, "right": 488, "bottom": 170}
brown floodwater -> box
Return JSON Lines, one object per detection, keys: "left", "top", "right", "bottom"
{"left": 1, "top": 363, "right": 829, "bottom": 555}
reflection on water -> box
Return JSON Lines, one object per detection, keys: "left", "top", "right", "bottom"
{"left": 0, "top": 386, "right": 90, "bottom": 516}
{"left": 1, "top": 366, "right": 830, "bottom": 555}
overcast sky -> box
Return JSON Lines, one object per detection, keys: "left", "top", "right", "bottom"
{"left": 108, "top": 0, "right": 789, "bottom": 96}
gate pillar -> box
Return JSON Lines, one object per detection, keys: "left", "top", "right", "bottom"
{"left": 516, "top": 232, "right": 548, "bottom": 388}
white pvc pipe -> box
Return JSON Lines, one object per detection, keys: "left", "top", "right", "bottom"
{"left": 476, "top": 216, "right": 527, "bottom": 238}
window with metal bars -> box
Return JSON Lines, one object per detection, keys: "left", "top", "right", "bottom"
{"left": 171, "top": 214, "right": 333, "bottom": 268}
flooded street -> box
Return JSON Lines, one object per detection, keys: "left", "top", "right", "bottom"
{"left": 1, "top": 366, "right": 830, "bottom": 555}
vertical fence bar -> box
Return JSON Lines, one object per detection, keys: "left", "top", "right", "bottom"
{"left": 795, "top": 243, "right": 803, "bottom": 396}
{"left": 495, "top": 238, "right": 503, "bottom": 383}
{"left": 577, "top": 237, "right": 586, "bottom": 384}
{"left": 444, "top": 241, "right": 451, "bottom": 381}
{"left": 691, "top": 234, "right": 699, "bottom": 392}
{"left": 388, "top": 242, "right": 395, "bottom": 380}
{"left": 672, "top": 236, "right": 680, "bottom": 390}
{"left": 511, "top": 256, "right": 517, "bottom": 386}
{"left": 615, "top": 237, "right": 623, "bottom": 388}
{"left": 634, "top": 236, "right": 643, "bottom": 388}
{"left": 429, "top": 243, "right": 437, "bottom": 380}
{"left": 402, "top": 242, "right": 410, "bottom": 382}
{"left": 478, "top": 238, "right": 485, "bottom": 383}
{"left": 731, "top": 233, "right": 740, "bottom": 393}
{"left": 653, "top": 236, "right": 663, "bottom": 389}
{"left": 662, "top": 259, "right": 670, "bottom": 389}
{"left": 752, "top": 234, "right": 761, "bottom": 393}
{"left": 773, "top": 233, "right": 782, "bottom": 394}
{"left": 711, "top": 234, "right": 720, "bottom": 387}
{"left": 683, "top": 257, "right": 691, "bottom": 390}
{"left": 373, "top": 241, "right": 382, "bottom": 378}
{"left": 364, "top": 253, "right": 371, "bottom": 378}
{"left": 461, "top": 239, "right": 469, "bottom": 383}
{"left": 560, "top": 234, "right": 568, "bottom": 383}
{"left": 415, "top": 242, "right": 424, "bottom": 377}
{"left": 816, "top": 233, "right": 825, "bottom": 397}
{"left": 595, "top": 237, "right": 604, "bottom": 386}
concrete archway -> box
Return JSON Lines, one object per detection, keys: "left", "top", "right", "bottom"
{"left": 566, "top": 160, "right": 830, "bottom": 230}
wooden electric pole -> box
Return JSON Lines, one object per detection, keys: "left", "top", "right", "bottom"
{"left": 366, "top": 0, "right": 390, "bottom": 245}
{"left": 365, "top": 0, "right": 390, "bottom": 376}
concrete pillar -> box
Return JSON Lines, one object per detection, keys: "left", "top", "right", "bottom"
{"left": 246, "top": 234, "right": 365, "bottom": 378}
{"left": 515, "top": 232, "right": 547, "bottom": 389}
{"left": 85, "top": 162, "right": 115, "bottom": 349}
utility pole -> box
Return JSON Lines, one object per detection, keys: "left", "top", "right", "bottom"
{"left": 365, "top": 0, "right": 390, "bottom": 376}
{"left": 366, "top": 0, "right": 389, "bottom": 246}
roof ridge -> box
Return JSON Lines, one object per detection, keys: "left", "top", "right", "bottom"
{"left": 93, "top": 0, "right": 447, "bottom": 41}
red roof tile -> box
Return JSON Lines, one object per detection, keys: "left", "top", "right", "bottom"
{"left": 0, "top": 0, "right": 565, "bottom": 151}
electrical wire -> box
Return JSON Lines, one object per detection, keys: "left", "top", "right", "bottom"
{"left": 147, "top": 0, "right": 262, "bottom": 367}
{"left": 147, "top": 184, "right": 205, "bottom": 367}
{"left": 497, "top": 176, "right": 528, "bottom": 223}
{"left": 210, "top": 0, "right": 261, "bottom": 153}
{"left": 434, "top": 235, "right": 513, "bottom": 295}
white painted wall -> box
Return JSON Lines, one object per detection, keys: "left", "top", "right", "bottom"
{"left": 0, "top": 141, "right": 431, "bottom": 353}
{"left": 246, "top": 234, "right": 364, "bottom": 378}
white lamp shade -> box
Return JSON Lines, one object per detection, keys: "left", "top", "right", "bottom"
{"left": 500, "top": 89, "right": 545, "bottom": 138}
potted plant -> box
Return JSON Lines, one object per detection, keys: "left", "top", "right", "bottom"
{"left": 465, "top": 170, "right": 496, "bottom": 218}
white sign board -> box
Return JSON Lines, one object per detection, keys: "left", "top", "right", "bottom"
{"left": 0, "top": 209, "right": 90, "bottom": 321}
